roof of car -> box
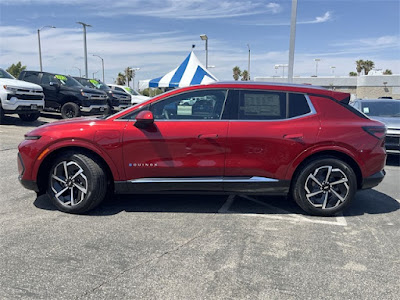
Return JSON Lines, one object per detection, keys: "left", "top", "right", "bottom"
{"left": 210, "top": 81, "right": 328, "bottom": 91}
{"left": 354, "top": 99, "right": 399, "bottom": 102}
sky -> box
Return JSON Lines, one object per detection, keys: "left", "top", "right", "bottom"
{"left": 0, "top": 0, "right": 399, "bottom": 88}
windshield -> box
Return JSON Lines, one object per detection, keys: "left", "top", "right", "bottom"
{"left": 0, "top": 68, "right": 15, "bottom": 79}
{"left": 124, "top": 86, "right": 139, "bottom": 95}
{"left": 361, "top": 101, "right": 400, "bottom": 117}
{"left": 89, "top": 79, "right": 110, "bottom": 91}
{"left": 55, "top": 75, "right": 82, "bottom": 87}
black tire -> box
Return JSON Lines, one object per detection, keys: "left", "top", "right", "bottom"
{"left": 18, "top": 112, "right": 40, "bottom": 122}
{"left": 104, "top": 104, "right": 112, "bottom": 116}
{"left": 47, "top": 152, "right": 107, "bottom": 214}
{"left": 0, "top": 105, "right": 5, "bottom": 125}
{"left": 292, "top": 156, "right": 357, "bottom": 216}
{"left": 61, "top": 102, "right": 81, "bottom": 119}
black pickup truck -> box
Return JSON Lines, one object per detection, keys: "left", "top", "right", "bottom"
{"left": 74, "top": 77, "right": 131, "bottom": 113}
{"left": 19, "top": 71, "right": 108, "bottom": 118}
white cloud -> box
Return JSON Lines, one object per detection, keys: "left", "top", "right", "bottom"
{"left": 251, "top": 11, "right": 332, "bottom": 26}
{"left": 2, "top": 0, "right": 282, "bottom": 19}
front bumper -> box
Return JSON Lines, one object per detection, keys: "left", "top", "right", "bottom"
{"left": 80, "top": 104, "right": 107, "bottom": 114}
{"left": 361, "top": 170, "right": 386, "bottom": 189}
{"left": 2, "top": 99, "right": 44, "bottom": 113}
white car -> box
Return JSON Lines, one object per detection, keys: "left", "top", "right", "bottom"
{"left": 0, "top": 68, "right": 44, "bottom": 124}
{"left": 107, "top": 84, "right": 150, "bottom": 105}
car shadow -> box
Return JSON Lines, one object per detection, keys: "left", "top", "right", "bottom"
{"left": 0, "top": 115, "right": 48, "bottom": 126}
{"left": 386, "top": 154, "right": 400, "bottom": 166}
{"left": 34, "top": 189, "right": 399, "bottom": 217}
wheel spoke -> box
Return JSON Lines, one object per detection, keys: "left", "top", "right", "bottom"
{"left": 63, "top": 161, "right": 69, "bottom": 179}
{"left": 330, "top": 188, "right": 345, "bottom": 202}
{"left": 324, "top": 166, "right": 332, "bottom": 182}
{"left": 330, "top": 178, "right": 348, "bottom": 186}
{"left": 71, "top": 169, "right": 83, "bottom": 180}
{"left": 306, "top": 190, "right": 324, "bottom": 198}
{"left": 55, "top": 187, "right": 69, "bottom": 198}
{"left": 73, "top": 183, "right": 87, "bottom": 194}
{"left": 322, "top": 193, "right": 329, "bottom": 209}
{"left": 70, "top": 187, "right": 75, "bottom": 205}
{"left": 309, "top": 174, "right": 323, "bottom": 187}
{"left": 52, "top": 174, "right": 66, "bottom": 184}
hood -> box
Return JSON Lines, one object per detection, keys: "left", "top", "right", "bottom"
{"left": 1, "top": 78, "right": 43, "bottom": 91}
{"left": 131, "top": 95, "right": 150, "bottom": 102}
{"left": 370, "top": 116, "right": 400, "bottom": 129}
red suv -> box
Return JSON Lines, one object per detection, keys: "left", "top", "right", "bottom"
{"left": 18, "top": 82, "right": 386, "bottom": 216}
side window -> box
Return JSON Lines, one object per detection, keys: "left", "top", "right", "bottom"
{"left": 41, "top": 74, "right": 56, "bottom": 85}
{"left": 115, "top": 87, "right": 125, "bottom": 93}
{"left": 150, "top": 89, "right": 228, "bottom": 120}
{"left": 239, "top": 90, "right": 286, "bottom": 120}
{"left": 120, "top": 105, "right": 150, "bottom": 120}
{"left": 22, "top": 72, "right": 40, "bottom": 84}
{"left": 289, "top": 93, "right": 311, "bottom": 118}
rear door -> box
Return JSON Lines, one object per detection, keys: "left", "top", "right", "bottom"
{"left": 224, "top": 89, "right": 320, "bottom": 193}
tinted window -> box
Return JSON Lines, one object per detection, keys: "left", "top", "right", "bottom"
{"left": 22, "top": 72, "right": 40, "bottom": 84}
{"left": 239, "top": 90, "right": 286, "bottom": 120}
{"left": 361, "top": 101, "right": 400, "bottom": 117}
{"left": 289, "top": 93, "right": 311, "bottom": 118}
{"left": 115, "top": 87, "right": 125, "bottom": 93}
{"left": 41, "top": 73, "right": 55, "bottom": 85}
{"left": 150, "top": 89, "right": 227, "bottom": 120}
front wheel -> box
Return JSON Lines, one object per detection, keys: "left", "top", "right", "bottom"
{"left": 292, "top": 157, "right": 357, "bottom": 216}
{"left": 47, "top": 152, "right": 107, "bottom": 214}
{"left": 61, "top": 102, "right": 81, "bottom": 119}
{"left": 19, "top": 112, "right": 40, "bottom": 122}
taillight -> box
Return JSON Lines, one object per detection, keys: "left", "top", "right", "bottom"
{"left": 362, "top": 126, "right": 386, "bottom": 139}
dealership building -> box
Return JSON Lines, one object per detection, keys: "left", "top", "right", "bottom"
{"left": 254, "top": 73, "right": 400, "bottom": 100}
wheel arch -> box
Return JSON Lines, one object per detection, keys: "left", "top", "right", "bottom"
{"left": 289, "top": 150, "right": 363, "bottom": 190}
{"left": 36, "top": 146, "right": 115, "bottom": 195}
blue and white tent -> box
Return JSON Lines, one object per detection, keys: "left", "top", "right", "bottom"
{"left": 148, "top": 51, "right": 218, "bottom": 88}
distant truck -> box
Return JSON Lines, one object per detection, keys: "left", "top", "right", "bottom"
{"left": 107, "top": 84, "right": 150, "bottom": 105}
{"left": 0, "top": 68, "right": 44, "bottom": 124}
{"left": 19, "top": 71, "right": 108, "bottom": 119}
{"left": 74, "top": 78, "right": 131, "bottom": 113}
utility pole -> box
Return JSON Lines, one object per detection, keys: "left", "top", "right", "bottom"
{"left": 247, "top": 44, "right": 251, "bottom": 80}
{"left": 288, "top": 0, "right": 298, "bottom": 83}
{"left": 77, "top": 22, "right": 91, "bottom": 78}
{"left": 92, "top": 54, "right": 104, "bottom": 82}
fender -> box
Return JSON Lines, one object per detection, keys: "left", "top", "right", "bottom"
{"left": 284, "top": 142, "right": 365, "bottom": 180}
{"left": 31, "top": 137, "right": 122, "bottom": 182}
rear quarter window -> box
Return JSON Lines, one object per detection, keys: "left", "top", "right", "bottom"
{"left": 289, "top": 93, "right": 311, "bottom": 118}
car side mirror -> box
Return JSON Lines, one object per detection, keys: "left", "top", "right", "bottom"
{"left": 135, "top": 110, "right": 154, "bottom": 128}
{"left": 49, "top": 82, "right": 60, "bottom": 88}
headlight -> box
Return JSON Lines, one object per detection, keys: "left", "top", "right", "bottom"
{"left": 24, "top": 135, "right": 41, "bottom": 140}
{"left": 3, "top": 85, "right": 18, "bottom": 93}
{"left": 81, "top": 91, "right": 91, "bottom": 98}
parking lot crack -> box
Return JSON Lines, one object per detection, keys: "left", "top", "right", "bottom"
{"left": 77, "top": 229, "right": 216, "bottom": 299}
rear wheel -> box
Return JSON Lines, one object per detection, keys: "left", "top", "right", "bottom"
{"left": 47, "top": 152, "right": 107, "bottom": 214}
{"left": 61, "top": 102, "right": 80, "bottom": 119}
{"left": 292, "top": 157, "right": 357, "bottom": 216}
{"left": 19, "top": 112, "right": 40, "bottom": 122}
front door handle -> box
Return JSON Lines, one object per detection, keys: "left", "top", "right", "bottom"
{"left": 198, "top": 133, "right": 219, "bottom": 139}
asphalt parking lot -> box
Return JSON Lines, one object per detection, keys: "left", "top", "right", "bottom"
{"left": 1, "top": 113, "right": 399, "bottom": 299}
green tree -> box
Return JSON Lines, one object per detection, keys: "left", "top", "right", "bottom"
{"left": 241, "top": 70, "right": 249, "bottom": 81}
{"left": 116, "top": 72, "right": 126, "bottom": 85}
{"left": 355, "top": 59, "right": 364, "bottom": 76}
{"left": 125, "top": 67, "right": 133, "bottom": 87}
{"left": 233, "top": 66, "right": 241, "bottom": 81}
{"left": 142, "top": 88, "right": 163, "bottom": 97}
{"left": 383, "top": 69, "right": 392, "bottom": 75}
{"left": 6, "top": 61, "right": 26, "bottom": 78}
{"left": 349, "top": 71, "right": 357, "bottom": 76}
{"left": 363, "top": 60, "right": 375, "bottom": 75}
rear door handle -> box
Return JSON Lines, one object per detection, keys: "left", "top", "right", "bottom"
{"left": 283, "top": 133, "right": 304, "bottom": 143}
{"left": 198, "top": 134, "right": 219, "bottom": 139}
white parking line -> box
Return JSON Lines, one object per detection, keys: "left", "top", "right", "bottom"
{"left": 218, "top": 195, "right": 235, "bottom": 213}
{"left": 219, "top": 195, "right": 347, "bottom": 227}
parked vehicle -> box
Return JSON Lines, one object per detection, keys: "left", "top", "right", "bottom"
{"left": 19, "top": 71, "right": 108, "bottom": 119}
{"left": 107, "top": 84, "right": 150, "bottom": 105}
{"left": 18, "top": 82, "right": 386, "bottom": 216}
{"left": 0, "top": 68, "right": 44, "bottom": 124}
{"left": 350, "top": 99, "right": 400, "bottom": 153}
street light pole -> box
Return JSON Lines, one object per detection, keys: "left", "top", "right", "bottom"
{"left": 77, "top": 22, "right": 91, "bottom": 78}
{"left": 37, "top": 25, "right": 56, "bottom": 72}
{"left": 73, "top": 66, "right": 81, "bottom": 77}
{"left": 92, "top": 54, "right": 104, "bottom": 82}
{"left": 128, "top": 67, "right": 140, "bottom": 90}
{"left": 314, "top": 58, "right": 321, "bottom": 77}
{"left": 247, "top": 44, "right": 251, "bottom": 80}
{"left": 288, "top": 0, "right": 298, "bottom": 83}
{"left": 200, "top": 34, "right": 208, "bottom": 69}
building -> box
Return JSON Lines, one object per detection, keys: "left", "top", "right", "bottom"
{"left": 254, "top": 74, "right": 400, "bottom": 100}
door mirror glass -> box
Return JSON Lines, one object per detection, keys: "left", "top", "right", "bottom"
{"left": 135, "top": 110, "right": 154, "bottom": 127}
{"left": 49, "top": 81, "right": 60, "bottom": 88}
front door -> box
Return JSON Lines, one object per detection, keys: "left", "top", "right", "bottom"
{"left": 122, "top": 89, "right": 229, "bottom": 192}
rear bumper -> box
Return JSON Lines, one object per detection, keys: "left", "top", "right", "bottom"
{"left": 361, "top": 170, "right": 386, "bottom": 189}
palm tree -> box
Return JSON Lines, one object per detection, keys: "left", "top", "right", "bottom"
{"left": 363, "top": 60, "right": 375, "bottom": 75}
{"left": 125, "top": 67, "right": 133, "bottom": 87}
{"left": 116, "top": 72, "right": 126, "bottom": 85}
{"left": 383, "top": 69, "right": 392, "bottom": 75}
{"left": 241, "top": 70, "right": 249, "bottom": 81}
{"left": 233, "top": 66, "right": 241, "bottom": 81}
{"left": 355, "top": 60, "right": 364, "bottom": 76}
